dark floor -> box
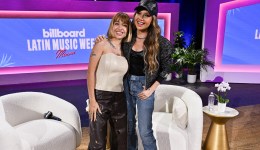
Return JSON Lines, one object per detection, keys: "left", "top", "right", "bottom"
{"left": 1, "top": 79, "right": 260, "bottom": 127}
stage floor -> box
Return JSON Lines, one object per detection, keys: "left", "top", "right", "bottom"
{"left": 76, "top": 104, "right": 260, "bottom": 150}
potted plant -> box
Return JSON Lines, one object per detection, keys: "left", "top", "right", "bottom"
{"left": 171, "top": 47, "right": 186, "bottom": 78}
{"left": 184, "top": 38, "right": 214, "bottom": 83}
{"left": 170, "top": 31, "right": 187, "bottom": 79}
{"left": 214, "top": 81, "right": 231, "bottom": 112}
{"left": 171, "top": 32, "right": 214, "bottom": 83}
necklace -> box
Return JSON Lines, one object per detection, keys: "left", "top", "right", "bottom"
{"left": 108, "top": 38, "right": 117, "bottom": 49}
{"left": 108, "top": 38, "right": 121, "bottom": 56}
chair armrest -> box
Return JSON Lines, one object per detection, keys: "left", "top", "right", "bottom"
{"left": 154, "top": 85, "right": 203, "bottom": 150}
{"left": 52, "top": 100, "right": 82, "bottom": 147}
{"left": 0, "top": 92, "right": 82, "bottom": 147}
{"left": 181, "top": 89, "right": 203, "bottom": 150}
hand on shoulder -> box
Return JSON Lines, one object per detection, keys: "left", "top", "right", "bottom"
{"left": 93, "top": 38, "right": 108, "bottom": 49}
{"left": 95, "top": 35, "right": 107, "bottom": 44}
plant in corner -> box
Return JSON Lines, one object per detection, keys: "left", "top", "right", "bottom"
{"left": 171, "top": 33, "right": 214, "bottom": 83}
{"left": 183, "top": 37, "right": 214, "bottom": 83}
{"left": 185, "top": 37, "right": 214, "bottom": 75}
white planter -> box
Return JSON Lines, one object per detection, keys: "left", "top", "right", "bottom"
{"left": 165, "top": 73, "right": 172, "bottom": 81}
{"left": 187, "top": 74, "right": 197, "bottom": 83}
{"left": 218, "top": 102, "right": 226, "bottom": 112}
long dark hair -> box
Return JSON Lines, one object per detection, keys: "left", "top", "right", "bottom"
{"left": 132, "top": 14, "right": 161, "bottom": 74}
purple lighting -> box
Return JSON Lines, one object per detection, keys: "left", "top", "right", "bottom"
{"left": 215, "top": 0, "right": 260, "bottom": 72}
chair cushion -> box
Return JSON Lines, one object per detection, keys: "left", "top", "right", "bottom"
{"left": 0, "top": 121, "right": 30, "bottom": 150}
{"left": 145, "top": 112, "right": 188, "bottom": 150}
{"left": 171, "top": 96, "right": 188, "bottom": 129}
{"left": 15, "top": 119, "right": 76, "bottom": 150}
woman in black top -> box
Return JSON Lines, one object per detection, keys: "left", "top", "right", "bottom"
{"left": 122, "top": 1, "right": 173, "bottom": 150}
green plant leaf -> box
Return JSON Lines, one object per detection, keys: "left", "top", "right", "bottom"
{"left": 171, "top": 31, "right": 215, "bottom": 75}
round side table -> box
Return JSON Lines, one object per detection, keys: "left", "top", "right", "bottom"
{"left": 203, "top": 106, "right": 239, "bottom": 150}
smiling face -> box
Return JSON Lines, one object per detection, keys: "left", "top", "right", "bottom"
{"left": 134, "top": 10, "right": 153, "bottom": 32}
{"left": 111, "top": 20, "right": 128, "bottom": 40}
{"left": 107, "top": 12, "right": 131, "bottom": 41}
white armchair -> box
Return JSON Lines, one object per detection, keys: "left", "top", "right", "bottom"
{"left": 138, "top": 84, "right": 203, "bottom": 150}
{"left": 0, "top": 92, "right": 82, "bottom": 150}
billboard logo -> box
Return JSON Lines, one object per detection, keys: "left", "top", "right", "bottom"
{"left": 42, "top": 28, "right": 86, "bottom": 38}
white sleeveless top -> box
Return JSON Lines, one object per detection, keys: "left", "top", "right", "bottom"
{"left": 95, "top": 53, "right": 128, "bottom": 92}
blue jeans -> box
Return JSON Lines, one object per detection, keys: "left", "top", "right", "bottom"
{"left": 126, "top": 75, "right": 157, "bottom": 150}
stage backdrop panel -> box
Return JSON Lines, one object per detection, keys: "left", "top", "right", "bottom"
{"left": 0, "top": 11, "right": 166, "bottom": 74}
{"left": 202, "top": 0, "right": 260, "bottom": 83}
{"left": 0, "top": 1, "right": 179, "bottom": 85}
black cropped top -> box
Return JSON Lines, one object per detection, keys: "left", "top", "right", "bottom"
{"left": 129, "top": 49, "right": 145, "bottom": 76}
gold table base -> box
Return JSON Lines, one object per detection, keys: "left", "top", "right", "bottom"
{"left": 203, "top": 106, "right": 239, "bottom": 150}
{"left": 203, "top": 117, "right": 230, "bottom": 150}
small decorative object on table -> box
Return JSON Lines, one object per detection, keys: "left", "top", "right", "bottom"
{"left": 214, "top": 81, "right": 231, "bottom": 112}
{"left": 208, "top": 92, "right": 215, "bottom": 112}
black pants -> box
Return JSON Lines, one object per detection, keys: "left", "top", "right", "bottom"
{"left": 88, "top": 90, "right": 127, "bottom": 150}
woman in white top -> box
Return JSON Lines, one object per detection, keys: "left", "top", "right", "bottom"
{"left": 87, "top": 12, "right": 132, "bottom": 150}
